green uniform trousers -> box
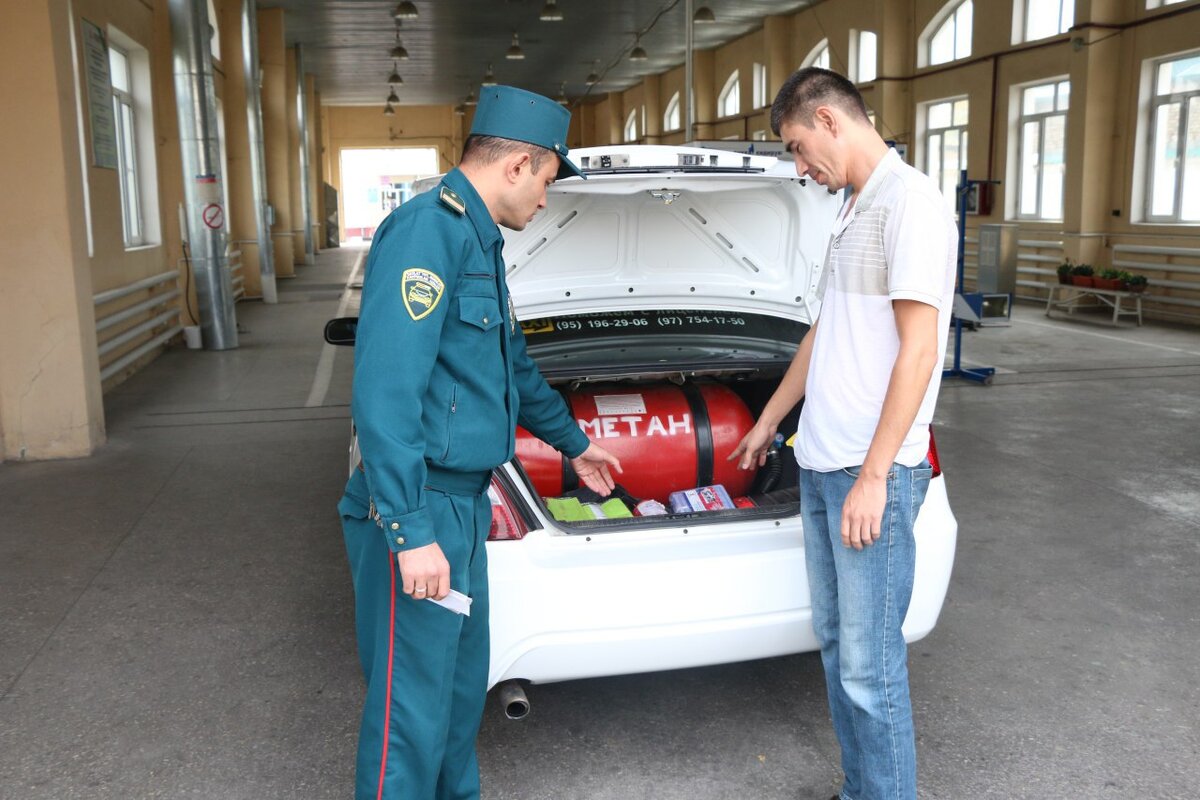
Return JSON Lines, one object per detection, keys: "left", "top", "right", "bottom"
{"left": 342, "top": 484, "right": 491, "bottom": 800}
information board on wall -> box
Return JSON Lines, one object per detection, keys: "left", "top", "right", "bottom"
{"left": 80, "top": 19, "right": 118, "bottom": 170}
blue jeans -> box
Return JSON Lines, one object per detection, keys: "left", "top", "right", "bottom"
{"left": 800, "top": 461, "right": 933, "bottom": 800}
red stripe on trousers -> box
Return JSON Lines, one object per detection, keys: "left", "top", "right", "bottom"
{"left": 377, "top": 555, "right": 397, "bottom": 800}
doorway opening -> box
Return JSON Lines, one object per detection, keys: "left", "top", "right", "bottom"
{"left": 338, "top": 147, "right": 439, "bottom": 244}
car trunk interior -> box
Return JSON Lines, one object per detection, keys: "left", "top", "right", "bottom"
{"left": 513, "top": 368, "right": 803, "bottom": 532}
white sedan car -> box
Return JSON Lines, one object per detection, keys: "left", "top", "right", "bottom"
{"left": 337, "top": 145, "right": 957, "bottom": 713}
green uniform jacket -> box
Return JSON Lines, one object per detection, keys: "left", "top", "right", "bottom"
{"left": 344, "top": 168, "right": 589, "bottom": 553}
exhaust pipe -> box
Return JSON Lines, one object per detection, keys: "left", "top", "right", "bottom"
{"left": 496, "top": 680, "right": 530, "bottom": 721}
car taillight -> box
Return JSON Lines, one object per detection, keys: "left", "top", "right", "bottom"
{"left": 488, "top": 477, "right": 529, "bottom": 541}
{"left": 927, "top": 426, "right": 942, "bottom": 478}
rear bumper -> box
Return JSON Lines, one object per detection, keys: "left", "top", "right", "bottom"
{"left": 485, "top": 475, "right": 957, "bottom": 687}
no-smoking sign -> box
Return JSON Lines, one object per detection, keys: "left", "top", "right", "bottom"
{"left": 202, "top": 203, "right": 224, "bottom": 230}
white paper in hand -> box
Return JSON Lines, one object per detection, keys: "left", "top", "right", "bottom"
{"left": 427, "top": 589, "right": 472, "bottom": 616}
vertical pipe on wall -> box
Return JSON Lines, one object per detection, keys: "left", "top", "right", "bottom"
{"left": 685, "top": 0, "right": 694, "bottom": 143}
{"left": 168, "top": 0, "right": 238, "bottom": 349}
{"left": 241, "top": 0, "right": 276, "bottom": 303}
{"left": 296, "top": 44, "right": 314, "bottom": 265}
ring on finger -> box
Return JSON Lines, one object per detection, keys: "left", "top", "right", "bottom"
{"left": 415, "top": 587, "right": 427, "bottom": 595}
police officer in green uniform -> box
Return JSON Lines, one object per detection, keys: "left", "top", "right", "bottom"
{"left": 338, "top": 85, "right": 621, "bottom": 800}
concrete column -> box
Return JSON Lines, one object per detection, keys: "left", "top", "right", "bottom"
{"left": 607, "top": 92, "right": 624, "bottom": 143}
{"left": 643, "top": 74, "right": 662, "bottom": 143}
{"left": 314, "top": 91, "right": 327, "bottom": 249}
{"left": 286, "top": 46, "right": 304, "bottom": 265}
{"left": 1063, "top": 26, "right": 1121, "bottom": 265}
{"left": 0, "top": 0, "right": 105, "bottom": 459}
{"left": 873, "top": 0, "right": 914, "bottom": 147}
{"left": 218, "top": 0, "right": 262, "bottom": 298}
{"left": 763, "top": 15, "right": 793, "bottom": 100}
{"left": 257, "top": 8, "right": 294, "bottom": 277}
{"left": 305, "top": 73, "right": 320, "bottom": 255}
{"left": 693, "top": 48, "right": 716, "bottom": 140}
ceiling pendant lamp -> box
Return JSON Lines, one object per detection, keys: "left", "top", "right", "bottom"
{"left": 540, "top": 0, "right": 563, "bottom": 22}
{"left": 506, "top": 32, "right": 525, "bottom": 60}
{"left": 390, "top": 24, "right": 409, "bottom": 60}
{"left": 693, "top": 6, "right": 716, "bottom": 23}
{"left": 392, "top": 1, "right": 418, "bottom": 21}
{"left": 630, "top": 36, "right": 648, "bottom": 62}
{"left": 387, "top": 60, "right": 403, "bottom": 85}
{"left": 386, "top": 87, "right": 400, "bottom": 104}
{"left": 454, "top": 103, "right": 466, "bottom": 116}
{"left": 464, "top": 87, "right": 478, "bottom": 106}
{"left": 383, "top": 102, "right": 395, "bottom": 116}
{"left": 585, "top": 60, "right": 600, "bottom": 86}
{"left": 556, "top": 82, "right": 569, "bottom": 105}
{"left": 481, "top": 63, "right": 497, "bottom": 87}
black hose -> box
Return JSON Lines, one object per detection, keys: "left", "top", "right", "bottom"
{"left": 754, "top": 449, "right": 783, "bottom": 494}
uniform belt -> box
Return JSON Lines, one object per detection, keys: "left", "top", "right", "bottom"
{"left": 424, "top": 464, "right": 493, "bottom": 496}
{"left": 355, "top": 459, "right": 491, "bottom": 495}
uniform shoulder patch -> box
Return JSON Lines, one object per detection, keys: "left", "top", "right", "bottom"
{"left": 438, "top": 186, "right": 466, "bottom": 215}
{"left": 401, "top": 268, "right": 445, "bottom": 321}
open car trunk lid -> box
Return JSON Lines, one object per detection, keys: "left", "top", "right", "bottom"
{"left": 501, "top": 145, "right": 841, "bottom": 325}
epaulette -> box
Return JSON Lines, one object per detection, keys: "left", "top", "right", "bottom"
{"left": 438, "top": 186, "right": 466, "bottom": 215}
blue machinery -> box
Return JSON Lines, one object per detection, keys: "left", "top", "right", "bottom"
{"left": 943, "top": 169, "right": 999, "bottom": 385}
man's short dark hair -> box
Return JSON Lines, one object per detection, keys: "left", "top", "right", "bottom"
{"left": 770, "top": 67, "right": 872, "bottom": 136}
{"left": 461, "top": 135, "right": 554, "bottom": 173}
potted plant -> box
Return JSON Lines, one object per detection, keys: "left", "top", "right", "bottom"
{"left": 1071, "top": 263, "right": 1095, "bottom": 287}
{"left": 1127, "top": 274, "right": 1149, "bottom": 294}
{"left": 1095, "top": 267, "right": 1123, "bottom": 290}
{"left": 1056, "top": 261, "right": 1073, "bottom": 285}
{"left": 1115, "top": 270, "right": 1134, "bottom": 291}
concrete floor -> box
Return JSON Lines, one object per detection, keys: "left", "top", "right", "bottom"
{"left": 1, "top": 246, "right": 1198, "bottom": 799}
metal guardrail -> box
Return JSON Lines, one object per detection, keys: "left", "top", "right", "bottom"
{"left": 93, "top": 270, "right": 182, "bottom": 383}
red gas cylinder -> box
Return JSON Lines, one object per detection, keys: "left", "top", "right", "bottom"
{"left": 515, "top": 382, "right": 755, "bottom": 504}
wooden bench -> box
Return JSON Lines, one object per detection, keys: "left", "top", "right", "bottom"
{"left": 1044, "top": 284, "right": 1144, "bottom": 326}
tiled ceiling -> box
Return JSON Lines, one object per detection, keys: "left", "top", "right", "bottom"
{"left": 259, "top": 0, "right": 816, "bottom": 107}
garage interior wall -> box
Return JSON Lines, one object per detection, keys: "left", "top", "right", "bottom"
{"left": 0, "top": 0, "right": 324, "bottom": 462}
{"left": 320, "top": 0, "right": 1199, "bottom": 328}
{"left": 1, "top": 0, "right": 1198, "bottom": 462}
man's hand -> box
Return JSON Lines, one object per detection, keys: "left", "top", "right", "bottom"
{"left": 728, "top": 421, "right": 779, "bottom": 470}
{"left": 840, "top": 473, "right": 887, "bottom": 550}
{"left": 569, "top": 443, "right": 623, "bottom": 496}
{"left": 397, "top": 542, "right": 451, "bottom": 600}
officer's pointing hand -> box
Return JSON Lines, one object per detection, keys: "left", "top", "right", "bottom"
{"left": 570, "top": 443, "right": 623, "bottom": 497}
{"left": 397, "top": 543, "right": 451, "bottom": 601}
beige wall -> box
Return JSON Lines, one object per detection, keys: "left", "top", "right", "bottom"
{"left": 549, "top": 0, "right": 1200, "bottom": 322}
{"left": 0, "top": 0, "right": 316, "bottom": 459}
{"left": 0, "top": 0, "right": 105, "bottom": 460}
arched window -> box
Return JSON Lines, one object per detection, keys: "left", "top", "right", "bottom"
{"left": 801, "top": 39, "right": 830, "bottom": 70}
{"left": 920, "top": 0, "right": 972, "bottom": 68}
{"left": 624, "top": 108, "right": 638, "bottom": 142}
{"left": 718, "top": 70, "right": 740, "bottom": 117}
{"left": 663, "top": 91, "right": 681, "bottom": 131}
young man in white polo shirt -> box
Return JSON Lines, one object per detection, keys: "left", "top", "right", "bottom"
{"left": 731, "top": 68, "right": 957, "bottom": 800}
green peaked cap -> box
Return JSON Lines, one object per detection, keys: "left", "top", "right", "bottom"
{"left": 469, "top": 85, "right": 585, "bottom": 181}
